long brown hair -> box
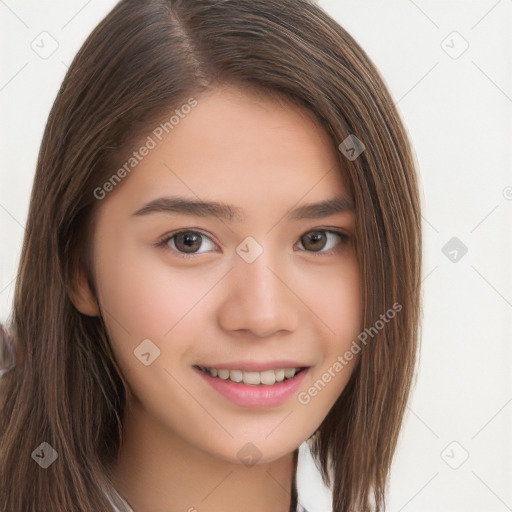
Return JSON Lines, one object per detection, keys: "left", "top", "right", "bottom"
{"left": 0, "top": 1, "right": 422, "bottom": 510}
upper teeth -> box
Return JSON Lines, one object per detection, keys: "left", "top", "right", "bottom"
{"left": 199, "top": 366, "right": 301, "bottom": 385}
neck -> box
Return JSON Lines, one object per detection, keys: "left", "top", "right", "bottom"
{"left": 111, "top": 397, "right": 298, "bottom": 512}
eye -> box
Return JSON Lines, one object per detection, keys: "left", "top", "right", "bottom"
{"left": 156, "top": 230, "right": 218, "bottom": 255}
{"left": 296, "top": 230, "right": 349, "bottom": 254}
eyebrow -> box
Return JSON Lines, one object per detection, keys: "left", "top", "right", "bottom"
{"left": 132, "top": 195, "right": 354, "bottom": 221}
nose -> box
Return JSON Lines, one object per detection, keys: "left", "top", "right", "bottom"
{"left": 216, "top": 251, "right": 299, "bottom": 337}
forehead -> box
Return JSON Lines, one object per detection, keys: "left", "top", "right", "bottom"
{"left": 101, "top": 85, "right": 351, "bottom": 214}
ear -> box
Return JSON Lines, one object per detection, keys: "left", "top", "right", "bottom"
{"left": 68, "top": 266, "right": 100, "bottom": 317}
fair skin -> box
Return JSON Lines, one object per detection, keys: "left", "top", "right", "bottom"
{"left": 72, "top": 86, "right": 362, "bottom": 512}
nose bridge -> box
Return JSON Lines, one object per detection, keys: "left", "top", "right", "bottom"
{"left": 217, "top": 239, "right": 299, "bottom": 336}
{"left": 236, "top": 245, "right": 286, "bottom": 308}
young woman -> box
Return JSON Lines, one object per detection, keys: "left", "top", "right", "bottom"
{"left": 0, "top": 1, "right": 422, "bottom": 511}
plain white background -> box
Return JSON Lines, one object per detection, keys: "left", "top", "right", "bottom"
{"left": 0, "top": 1, "right": 511, "bottom": 511}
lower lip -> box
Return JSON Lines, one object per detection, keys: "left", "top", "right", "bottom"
{"left": 194, "top": 366, "right": 309, "bottom": 408}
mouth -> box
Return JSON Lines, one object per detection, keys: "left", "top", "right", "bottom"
{"left": 193, "top": 365, "right": 308, "bottom": 386}
{"left": 193, "top": 363, "right": 311, "bottom": 408}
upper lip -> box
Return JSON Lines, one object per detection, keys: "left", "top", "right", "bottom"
{"left": 194, "top": 361, "right": 310, "bottom": 372}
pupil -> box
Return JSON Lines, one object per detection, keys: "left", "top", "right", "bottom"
{"left": 177, "top": 232, "right": 201, "bottom": 252}
{"left": 303, "top": 231, "right": 326, "bottom": 251}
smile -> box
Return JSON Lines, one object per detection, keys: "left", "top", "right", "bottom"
{"left": 193, "top": 365, "right": 310, "bottom": 408}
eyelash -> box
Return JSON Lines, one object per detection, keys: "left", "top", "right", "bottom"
{"left": 154, "top": 228, "right": 350, "bottom": 259}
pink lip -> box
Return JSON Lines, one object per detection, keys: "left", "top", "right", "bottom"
{"left": 194, "top": 366, "right": 309, "bottom": 408}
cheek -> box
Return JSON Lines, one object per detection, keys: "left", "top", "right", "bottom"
{"left": 298, "top": 256, "right": 362, "bottom": 406}
{"left": 93, "top": 234, "right": 214, "bottom": 345}
{"left": 305, "top": 256, "right": 362, "bottom": 347}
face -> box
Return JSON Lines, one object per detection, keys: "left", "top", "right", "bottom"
{"left": 86, "top": 86, "right": 362, "bottom": 465}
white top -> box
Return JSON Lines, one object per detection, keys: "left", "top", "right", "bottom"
{"left": 106, "top": 437, "right": 333, "bottom": 512}
{"left": 295, "top": 437, "right": 333, "bottom": 512}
